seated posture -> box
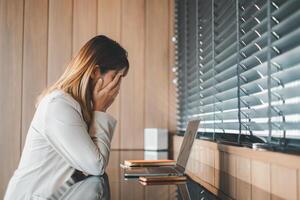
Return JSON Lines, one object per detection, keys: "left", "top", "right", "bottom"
{"left": 4, "top": 35, "right": 129, "bottom": 199}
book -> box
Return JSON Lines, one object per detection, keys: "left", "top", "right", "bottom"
{"left": 123, "top": 159, "right": 176, "bottom": 167}
{"left": 139, "top": 176, "right": 187, "bottom": 182}
{"left": 139, "top": 180, "right": 186, "bottom": 186}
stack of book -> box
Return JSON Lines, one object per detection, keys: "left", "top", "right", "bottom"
{"left": 120, "top": 159, "right": 187, "bottom": 184}
{"left": 121, "top": 159, "right": 176, "bottom": 168}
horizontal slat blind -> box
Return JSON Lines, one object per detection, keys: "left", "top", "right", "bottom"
{"left": 269, "top": 0, "right": 300, "bottom": 141}
{"left": 175, "top": 0, "right": 187, "bottom": 130}
{"left": 174, "top": 0, "right": 300, "bottom": 147}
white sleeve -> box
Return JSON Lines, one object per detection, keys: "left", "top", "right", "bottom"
{"left": 44, "top": 96, "right": 117, "bottom": 176}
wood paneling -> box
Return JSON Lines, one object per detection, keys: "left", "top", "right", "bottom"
{"left": 73, "top": 0, "right": 97, "bottom": 55}
{"left": 220, "top": 152, "right": 236, "bottom": 199}
{"left": 173, "top": 135, "right": 300, "bottom": 200}
{"left": 251, "top": 160, "right": 270, "bottom": 200}
{"left": 214, "top": 150, "right": 221, "bottom": 191}
{"left": 97, "top": 0, "right": 121, "bottom": 40}
{"left": 168, "top": 0, "right": 177, "bottom": 134}
{"left": 0, "top": 0, "right": 172, "bottom": 197}
{"left": 22, "top": 0, "right": 48, "bottom": 147}
{"left": 48, "top": 0, "right": 73, "bottom": 84}
{"left": 120, "top": 0, "right": 145, "bottom": 149}
{"left": 271, "top": 164, "right": 297, "bottom": 200}
{"left": 236, "top": 156, "right": 251, "bottom": 200}
{"left": 298, "top": 171, "right": 300, "bottom": 200}
{"left": 0, "top": 0, "right": 24, "bottom": 196}
{"left": 200, "top": 148, "right": 215, "bottom": 185}
{"left": 145, "top": 0, "right": 169, "bottom": 128}
{"left": 97, "top": 0, "right": 122, "bottom": 149}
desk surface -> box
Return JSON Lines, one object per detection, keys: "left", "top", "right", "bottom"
{"left": 48, "top": 150, "right": 218, "bottom": 200}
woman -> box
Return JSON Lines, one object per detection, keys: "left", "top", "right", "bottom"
{"left": 4, "top": 35, "right": 129, "bottom": 199}
{"left": 48, "top": 171, "right": 110, "bottom": 200}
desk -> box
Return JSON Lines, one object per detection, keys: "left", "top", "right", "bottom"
{"left": 48, "top": 150, "right": 218, "bottom": 200}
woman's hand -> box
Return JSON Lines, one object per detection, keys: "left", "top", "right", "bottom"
{"left": 92, "top": 72, "right": 122, "bottom": 112}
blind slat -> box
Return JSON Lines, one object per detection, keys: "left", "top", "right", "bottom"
{"left": 175, "top": 0, "right": 300, "bottom": 143}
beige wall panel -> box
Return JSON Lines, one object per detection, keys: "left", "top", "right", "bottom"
{"left": 97, "top": 0, "right": 121, "bottom": 41}
{"left": 220, "top": 171, "right": 236, "bottom": 199}
{"left": 120, "top": 0, "right": 145, "bottom": 149}
{"left": 48, "top": 0, "right": 72, "bottom": 84}
{"left": 197, "top": 146, "right": 215, "bottom": 185}
{"left": 168, "top": 0, "right": 177, "bottom": 133}
{"left": 271, "top": 164, "right": 297, "bottom": 200}
{"left": 236, "top": 156, "right": 251, "bottom": 200}
{"left": 193, "top": 139, "right": 200, "bottom": 161}
{"left": 186, "top": 146, "right": 193, "bottom": 173}
{"left": 22, "top": 0, "right": 48, "bottom": 148}
{"left": 298, "top": 170, "right": 300, "bottom": 200}
{"left": 200, "top": 147, "right": 214, "bottom": 167}
{"left": 0, "top": 0, "right": 23, "bottom": 197}
{"left": 97, "top": 0, "right": 122, "bottom": 149}
{"left": 220, "top": 152, "right": 236, "bottom": 199}
{"left": 73, "top": 0, "right": 97, "bottom": 55}
{"left": 222, "top": 152, "right": 236, "bottom": 176}
{"left": 191, "top": 141, "right": 200, "bottom": 174}
{"left": 145, "top": 0, "right": 169, "bottom": 129}
{"left": 172, "top": 135, "right": 181, "bottom": 160}
{"left": 200, "top": 163, "right": 215, "bottom": 186}
{"left": 251, "top": 160, "right": 271, "bottom": 200}
{"left": 214, "top": 149, "right": 221, "bottom": 189}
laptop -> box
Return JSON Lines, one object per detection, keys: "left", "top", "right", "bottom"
{"left": 124, "top": 119, "right": 200, "bottom": 177}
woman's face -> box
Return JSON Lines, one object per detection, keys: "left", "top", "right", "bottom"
{"left": 91, "top": 67, "right": 127, "bottom": 91}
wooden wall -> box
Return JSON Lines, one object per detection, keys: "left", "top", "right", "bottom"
{"left": 0, "top": 0, "right": 176, "bottom": 197}
{"left": 168, "top": 0, "right": 177, "bottom": 135}
{"left": 173, "top": 135, "right": 300, "bottom": 200}
{"left": 0, "top": 0, "right": 24, "bottom": 198}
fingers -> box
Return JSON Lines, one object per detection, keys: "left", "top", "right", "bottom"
{"left": 110, "top": 79, "right": 121, "bottom": 96}
{"left": 104, "top": 73, "right": 122, "bottom": 91}
{"left": 110, "top": 73, "right": 122, "bottom": 90}
{"left": 94, "top": 78, "right": 103, "bottom": 93}
{"left": 110, "top": 87, "right": 120, "bottom": 102}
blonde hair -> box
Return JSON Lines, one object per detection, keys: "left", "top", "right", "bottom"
{"left": 36, "top": 35, "right": 129, "bottom": 126}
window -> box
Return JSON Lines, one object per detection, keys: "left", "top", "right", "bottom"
{"left": 174, "top": 0, "right": 300, "bottom": 152}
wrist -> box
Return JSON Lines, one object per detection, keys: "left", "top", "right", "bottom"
{"left": 92, "top": 103, "right": 106, "bottom": 112}
{"left": 93, "top": 108, "right": 107, "bottom": 112}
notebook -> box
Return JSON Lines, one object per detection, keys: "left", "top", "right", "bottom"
{"left": 123, "top": 159, "right": 176, "bottom": 167}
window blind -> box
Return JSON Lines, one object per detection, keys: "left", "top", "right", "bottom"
{"left": 174, "top": 0, "right": 300, "bottom": 151}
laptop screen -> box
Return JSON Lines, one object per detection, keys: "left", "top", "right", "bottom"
{"left": 176, "top": 120, "right": 200, "bottom": 169}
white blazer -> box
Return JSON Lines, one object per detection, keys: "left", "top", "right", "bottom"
{"left": 4, "top": 89, "right": 117, "bottom": 200}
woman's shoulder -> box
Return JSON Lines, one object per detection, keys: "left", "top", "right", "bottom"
{"left": 42, "top": 89, "right": 82, "bottom": 112}
{"left": 30, "top": 89, "right": 83, "bottom": 132}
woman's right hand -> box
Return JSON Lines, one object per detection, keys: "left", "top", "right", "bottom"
{"left": 92, "top": 72, "right": 122, "bottom": 112}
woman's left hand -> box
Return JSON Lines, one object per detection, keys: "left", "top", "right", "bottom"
{"left": 92, "top": 72, "right": 122, "bottom": 112}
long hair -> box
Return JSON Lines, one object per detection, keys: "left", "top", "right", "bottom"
{"left": 36, "top": 35, "right": 129, "bottom": 126}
